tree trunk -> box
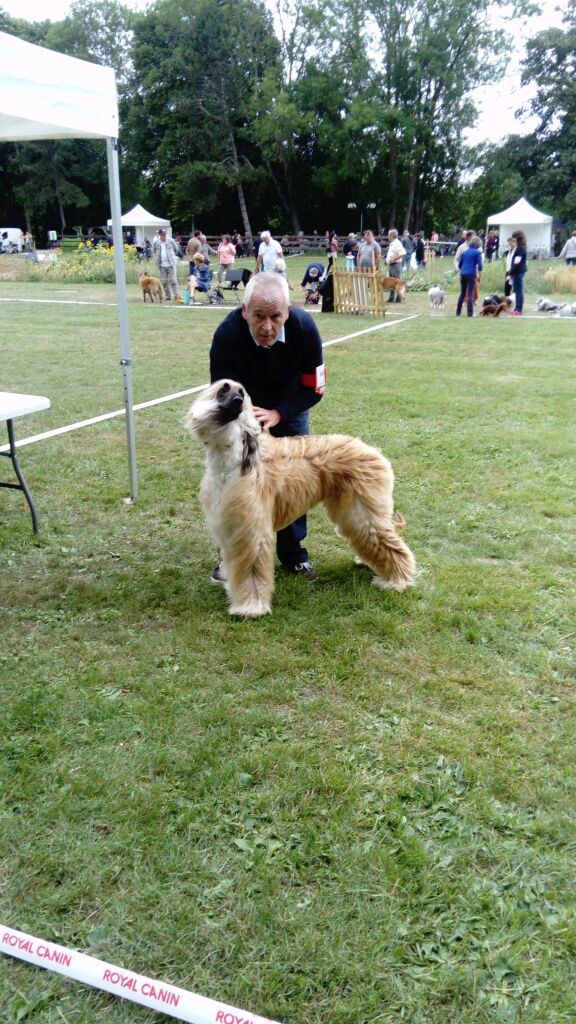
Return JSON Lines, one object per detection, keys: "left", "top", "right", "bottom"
{"left": 403, "top": 161, "right": 419, "bottom": 232}
{"left": 56, "top": 189, "right": 66, "bottom": 231}
{"left": 388, "top": 140, "right": 398, "bottom": 228}
{"left": 229, "top": 131, "right": 253, "bottom": 245}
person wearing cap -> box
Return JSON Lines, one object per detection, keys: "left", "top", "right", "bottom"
{"left": 256, "top": 230, "right": 283, "bottom": 273}
{"left": 152, "top": 228, "right": 181, "bottom": 301}
{"left": 209, "top": 272, "right": 326, "bottom": 582}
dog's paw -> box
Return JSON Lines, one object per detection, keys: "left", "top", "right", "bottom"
{"left": 372, "top": 576, "right": 414, "bottom": 592}
{"left": 229, "top": 602, "right": 271, "bottom": 618}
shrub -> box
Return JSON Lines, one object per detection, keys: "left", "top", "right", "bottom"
{"left": 543, "top": 264, "right": 576, "bottom": 294}
{"left": 27, "top": 242, "right": 143, "bottom": 284}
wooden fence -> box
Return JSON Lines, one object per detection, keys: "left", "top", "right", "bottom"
{"left": 332, "top": 267, "right": 389, "bottom": 316}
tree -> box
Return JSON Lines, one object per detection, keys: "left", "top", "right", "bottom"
{"left": 519, "top": 8, "right": 576, "bottom": 222}
{"left": 123, "top": 0, "right": 280, "bottom": 237}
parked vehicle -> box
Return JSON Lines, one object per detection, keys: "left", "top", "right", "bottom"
{"left": 0, "top": 227, "right": 24, "bottom": 253}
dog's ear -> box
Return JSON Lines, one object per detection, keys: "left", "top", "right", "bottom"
{"left": 241, "top": 432, "right": 259, "bottom": 475}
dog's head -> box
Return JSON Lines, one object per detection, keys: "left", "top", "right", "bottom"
{"left": 186, "top": 379, "right": 261, "bottom": 473}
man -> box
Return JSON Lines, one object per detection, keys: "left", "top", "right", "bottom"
{"left": 401, "top": 230, "right": 414, "bottom": 270}
{"left": 256, "top": 230, "right": 283, "bottom": 273}
{"left": 385, "top": 229, "right": 406, "bottom": 302}
{"left": 453, "top": 229, "right": 474, "bottom": 271}
{"left": 152, "top": 228, "right": 180, "bottom": 301}
{"left": 357, "top": 229, "right": 381, "bottom": 270}
{"left": 209, "top": 272, "right": 325, "bottom": 581}
{"left": 185, "top": 230, "right": 202, "bottom": 275}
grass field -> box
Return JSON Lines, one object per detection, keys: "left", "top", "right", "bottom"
{"left": 1, "top": 265, "right": 575, "bottom": 1024}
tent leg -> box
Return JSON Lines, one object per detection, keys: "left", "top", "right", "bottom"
{"left": 106, "top": 136, "right": 138, "bottom": 502}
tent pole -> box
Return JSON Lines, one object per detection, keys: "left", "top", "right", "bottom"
{"left": 106, "top": 136, "right": 138, "bottom": 502}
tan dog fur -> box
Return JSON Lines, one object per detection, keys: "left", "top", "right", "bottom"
{"left": 187, "top": 380, "right": 416, "bottom": 617}
{"left": 380, "top": 276, "right": 406, "bottom": 302}
{"left": 139, "top": 273, "right": 163, "bottom": 303}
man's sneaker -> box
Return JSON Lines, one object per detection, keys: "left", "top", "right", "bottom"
{"left": 291, "top": 561, "right": 318, "bottom": 581}
{"left": 210, "top": 563, "right": 227, "bottom": 584}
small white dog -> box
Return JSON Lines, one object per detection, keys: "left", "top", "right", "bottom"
{"left": 428, "top": 285, "right": 445, "bottom": 310}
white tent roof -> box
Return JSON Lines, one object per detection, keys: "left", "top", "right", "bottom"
{"left": 0, "top": 30, "right": 117, "bottom": 140}
{"left": 0, "top": 31, "right": 137, "bottom": 500}
{"left": 487, "top": 197, "right": 552, "bottom": 226}
{"left": 107, "top": 204, "right": 170, "bottom": 228}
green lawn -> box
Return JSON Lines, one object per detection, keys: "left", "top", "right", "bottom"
{"left": 0, "top": 275, "right": 575, "bottom": 1024}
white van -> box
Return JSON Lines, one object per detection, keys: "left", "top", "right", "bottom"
{"left": 0, "top": 228, "right": 24, "bottom": 253}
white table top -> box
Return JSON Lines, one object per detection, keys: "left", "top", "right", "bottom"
{"left": 0, "top": 391, "right": 51, "bottom": 422}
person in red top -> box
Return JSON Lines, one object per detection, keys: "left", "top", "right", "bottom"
{"left": 217, "top": 234, "right": 237, "bottom": 283}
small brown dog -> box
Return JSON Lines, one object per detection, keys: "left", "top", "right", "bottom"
{"left": 479, "top": 301, "right": 510, "bottom": 317}
{"left": 381, "top": 276, "right": 406, "bottom": 302}
{"left": 139, "top": 273, "right": 163, "bottom": 303}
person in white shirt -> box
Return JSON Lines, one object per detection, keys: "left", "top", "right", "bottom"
{"left": 152, "top": 228, "right": 180, "bottom": 300}
{"left": 256, "top": 230, "right": 283, "bottom": 273}
{"left": 385, "top": 229, "right": 406, "bottom": 303}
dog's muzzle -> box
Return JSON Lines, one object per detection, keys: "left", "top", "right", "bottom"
{"left": 216, "top": 383, "right": 245, "bottom": 423}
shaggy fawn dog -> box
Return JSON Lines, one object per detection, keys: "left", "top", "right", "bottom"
{"left": 187, "top": 380, "right": 416, "bottom": 618}
{"left": 139, "top": 273, "right": 163, "bottom": 303}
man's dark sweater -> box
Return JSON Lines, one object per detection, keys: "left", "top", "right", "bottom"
{"left": 210, "top": 305, "right": 324, "bottom": 422}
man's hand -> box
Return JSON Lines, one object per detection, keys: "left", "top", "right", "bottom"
{"left": 253, "top": 406, "right": 281, "bottom": 429}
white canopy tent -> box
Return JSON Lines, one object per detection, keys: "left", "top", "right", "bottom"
{"left": 0, "top": 30, "right": 138, "bottom": 500}
{"left": 487, "top": 197, "right": 553, "bottom": 258}
{"left": 107, "top": 203, "right": 171, "bottom": 246}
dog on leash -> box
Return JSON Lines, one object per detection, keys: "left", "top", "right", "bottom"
{"left": 186, "top": 380, "right": 416, "bottom": 618}
{"left": 139, "top": 273, "right": 163, "bottom": 303}
{"left": 428, "top": 285, "right": 445, "bottom": 310}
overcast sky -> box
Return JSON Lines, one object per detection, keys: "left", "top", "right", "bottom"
{"left": 0, "top": 0, "right": 568, "bottom": 145}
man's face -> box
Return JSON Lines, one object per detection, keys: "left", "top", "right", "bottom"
{"left": 242, "top": 292, "right": 290, "bottom": 347}
{"left": 364, "top": 231, "right": 373, "bottom": 244}
{"left": 159, "top": 231, "right": 166, "bottom": 240}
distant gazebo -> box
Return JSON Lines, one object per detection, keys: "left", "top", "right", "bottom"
{"left": 487, "top": 197, "right": 553, "bottom": 258}
{"left": 107, "top": 204, "right": 171, "bottom": 246}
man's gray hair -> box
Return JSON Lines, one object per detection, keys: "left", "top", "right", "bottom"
{"left": 244, "top": 272, "right": 290, "bottom": 308}
{"left": 388, "top": 229, "right": 398, "bottom": 239}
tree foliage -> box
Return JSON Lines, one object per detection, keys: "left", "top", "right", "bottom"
{"left": 0, "top": 0, "right": 573, "bottom": 238}
{"left": 467, "top": 7, "right": 576, "bottom": 228}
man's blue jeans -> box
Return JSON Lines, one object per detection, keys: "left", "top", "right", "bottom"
{"left": 271, "top": 410, "right": 310, "bottom": 567}
{"left": 512, "top": 271, "right": 526, "bottom": 313}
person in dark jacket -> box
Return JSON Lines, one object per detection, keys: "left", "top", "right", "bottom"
{"left": 456, "top": 236, "right": 483, "bottom": 316}
{"left": 414, "top": 232, "right": 426, "bottom": 267}
{"left": 509, "top": 230, "right": 527, "bottom": 315}
{"left": 209, "top": 273, "right": 326, "bottom": 581}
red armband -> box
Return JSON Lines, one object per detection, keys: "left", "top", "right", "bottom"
{"left": 300, "top": 364, "right": 326, "bottom": 394}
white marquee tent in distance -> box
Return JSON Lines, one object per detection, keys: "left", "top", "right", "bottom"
{"left": 487, "top": 196, "right": 553, "bottom": 258}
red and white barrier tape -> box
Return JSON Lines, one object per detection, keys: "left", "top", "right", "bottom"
{"left": 1, "top": 925, "right": 281, "bottom": 1024}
